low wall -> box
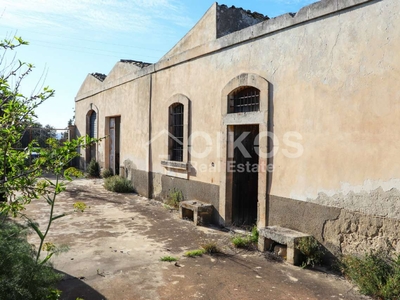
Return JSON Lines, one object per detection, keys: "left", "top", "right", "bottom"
{"left": 269, "top": 195, "right": 400, "bottom": 255}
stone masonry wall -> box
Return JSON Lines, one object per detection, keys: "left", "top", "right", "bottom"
{"left": 216, "top": 4, "right": 268, "bottom": 38}
{"left": 269, "top": 195, "right": 400, "bottom": 256}
{"left": 324, "top": 210, "right": 400, "bottom": 255}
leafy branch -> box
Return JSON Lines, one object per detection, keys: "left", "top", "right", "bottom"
{"left": 0, "top": 36, "right": 100, "bottom": 266}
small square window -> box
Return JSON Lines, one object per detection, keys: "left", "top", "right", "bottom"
{"left": 228, "top": 87, "right": 260, "bottom": 113}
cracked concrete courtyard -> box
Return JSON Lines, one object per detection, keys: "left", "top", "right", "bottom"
{"left": 25, "top": 178, "right": 369, "bottom": 300}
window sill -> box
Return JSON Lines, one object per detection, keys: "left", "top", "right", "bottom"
{"left": 161, "top": 160, "right": 188, "bottom": 170}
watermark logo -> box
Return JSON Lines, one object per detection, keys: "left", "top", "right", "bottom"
{"left": 189, "top": 160, "right": 274, "bottom": 173}
{"left": 143, "top": 130, "right": 303, "bottom": 173}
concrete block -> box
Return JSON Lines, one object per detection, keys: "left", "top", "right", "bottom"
{"left": 179, "top": 200, "right": 214, "bottom": 226}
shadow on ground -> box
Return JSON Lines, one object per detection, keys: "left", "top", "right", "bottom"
{"left": 57, "top": 270, "right": 106, "bottom": 300}
{"left": 23, "top": 178, "right": 368, "bottom": 300}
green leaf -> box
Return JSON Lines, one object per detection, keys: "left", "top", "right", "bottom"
{"left": 39, "top": 252, "right": 54, "bottom": 265}
{"left": 28, "top": 220, "right": 44, "bottom": 240}
{"left": 51, "top": 214, "right": 66, "bottom": 221}
{"left": 45, "top": 196, "right": 53, "bottom": 205}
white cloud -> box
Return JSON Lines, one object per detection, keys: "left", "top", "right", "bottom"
{"left": 0, "top": 0, "right": 192, "bottom": 33}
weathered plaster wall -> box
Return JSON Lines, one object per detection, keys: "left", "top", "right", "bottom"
{"left": 149, "top": 63, "right": 224, "bottom": 186}
{"left": 162, "top": 3, "right": 270, "bottom": 60}
{"left": 269, "top": 195, "right": 400, "bottom": 256}
{"left": 265, "top": 0, "right": 400, "bottom": 218}
{"left": 161, "top": 3, "right": 217, "bottom": 60}
{"left": 76, "top": 74, "right": 104, "bottom": 98}
{"left": 156, "top": 0, "right": 399, "bottom": 253}
{"left": 311, "top": 185, "right": 400, "bottom": 221}
{"left": 130, "top": 168, "right": 150, "bottom": 198}
{"left": 150, "top": 172, "right": 220, "bottom": 222}
{"left": 103, "top": 61, "right": 143, "bottom": 84}
{"left": 75, "top": 74, "right": 151, "bottom": 173}
{"left": 151, "top": 0, "right": 400, "bottom": 211}
{"left": 75, "top": 0, "right": 400, "bottom": 254}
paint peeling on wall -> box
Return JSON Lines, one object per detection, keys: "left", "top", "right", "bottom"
{"left": 290, "top": 179, "right": 400, "bottom": 220}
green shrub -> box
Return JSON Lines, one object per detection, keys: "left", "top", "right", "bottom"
{"left": 87, "top": 159, "right": 100, "bottom": 178}
{"left": 341, "top": 252, "right": 400, "bottom": 299}
{"left": 185, "top": 249, "right": 205, "bottom": 257}
{"left": 382, "top": 259, "right": 400, "bottom": 299}
{"left": 201, "top": 241, "right": 220, "bottom": 254}
{"left": 166, "top": 188, "right": 183, "bottom": 209}
{"left": 160, "top": 256, "right": 178, "bottom": 262}
{"left": 231, "top": 226, "right": 259, "bottom": 249}
{"left": 0, "top": 221, "right": 62, "bottom": 300}
{"left": 104, "top": 175, "right": 135, "bottom": 193}
{"left": 250, "top": 226, "right": 259, "bottom": 243}
{"left": 295, "top": 236, "right": 325, "bottom": 268}
{"left": 101, "top": 168, "right": 114, "bottom": 178}
{"left": 231, "top": 235, "right": 251, "bottom": 248}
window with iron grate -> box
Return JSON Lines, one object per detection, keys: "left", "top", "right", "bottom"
{"left": 169, "top": 103, "right": 184, "bottom": 162}
{"left": 228, "top": 87, "right": 260, "bottom": 113}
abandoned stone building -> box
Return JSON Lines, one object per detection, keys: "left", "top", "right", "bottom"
{"left": 75, "top": 0, "right": 400, "bottom": 256}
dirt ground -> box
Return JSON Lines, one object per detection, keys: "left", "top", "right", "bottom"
{"left": 24, "top": 178, "right": 370, "bottom": 300}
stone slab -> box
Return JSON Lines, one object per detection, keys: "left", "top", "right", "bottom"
{"left": 258, "top": 226, "right": 312, "bottom": 265}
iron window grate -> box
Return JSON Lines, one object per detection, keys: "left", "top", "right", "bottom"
{"left": 229, "top": 87, "right": 260, "bottom": 113}
{"left": 170, "top": 104, "right": 184, "bottom": 162}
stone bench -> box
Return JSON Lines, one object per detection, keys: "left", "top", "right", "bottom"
{"left": 179, "top": 200, "right": 213, "bottom": 226}
{"left": 258, "top": 226, "right": 312, "bottom": 265}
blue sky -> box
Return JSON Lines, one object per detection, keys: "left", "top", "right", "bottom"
{"left": 0, "top": 0, "right": 315, "bottom": 128}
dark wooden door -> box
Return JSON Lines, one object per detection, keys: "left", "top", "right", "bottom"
{"left": 109, "top": 118, "right": 116, "bottom": 175}
{"left": 109, "top": 117, "right": 120, "bottom": 175}
{"left": 232, "top": 125, "right": 259, "bottom": 226}
{"left": 89, "top": 111, "right": 97, "bottom": 162}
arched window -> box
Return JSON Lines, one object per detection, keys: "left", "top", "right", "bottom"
{"left": 86, "top": 109, "right": 97, "bottom": 163}
{"left": 89, "top": 111, "right": 97, "bottom": 138}
{"left": 169, "top": 103, "right": 184, "bottom": 162}
{"left": 228, "top": 86, "right": 260, "bottom": 113}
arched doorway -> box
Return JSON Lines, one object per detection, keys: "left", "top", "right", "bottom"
{"left": 219, "top": 73, "right": 270, "bottom": 228}
{"left": 229, "top": 86, "right": 261, "bottom": 226}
